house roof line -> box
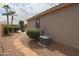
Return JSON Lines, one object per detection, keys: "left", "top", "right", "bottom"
{"left": 26, "top": 3, "right": 71, "bottom": 21}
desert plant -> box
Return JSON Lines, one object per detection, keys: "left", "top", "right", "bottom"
{"left": 2, "top": 5, "right": 16, "bottom": 34}
{"left": 13, "top": 26, "right": 20, "bottom": 32}
{"left": 27, "top": 28, "right": 40, "bottom": 40}
{"left": 19, "top": 20, "right": 24, "bottom": 27}
{"left": 2, "top": 5, "right": 10, "bottom": 25}
{"left": 21, "top": 28, "right": 25, "bottom": 32}
{"left": 10, "top": 11, "right": 16, "bottom": 25}
{"left": 4, "top": 25, "right": 13, "bottom": 35}
{"left": 2, "top": 5, "right": 10, "bottom": 35}
{"left": 19, "top": 20, "right": 25, "bottom": 32}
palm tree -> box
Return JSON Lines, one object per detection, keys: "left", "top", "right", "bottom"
{"left": 11, "top": 11, "right": 16, "bottom": 26}
{"left": 8, "top": 10, "right": 16, "bottom": 25}
{"left": 2, "top": 5, "right": 10, "bottom": 25}
{"left": 2, "top": 5, "right": 17, "bottom": 35}
{"left": 2, "top": 12, "right": 11, "bottom": 35}
{"left": 2, "top": 10, "right": 16, "bottom": 25}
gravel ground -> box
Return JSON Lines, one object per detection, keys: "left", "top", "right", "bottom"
{"left": 21, "top": 34, "right": 79, "bottom": 56}
{"left": 0, "top": 32, "right": 79, "bottom": 56}
{"left": 0, "top": 32, "right": 25, "bottom": 56}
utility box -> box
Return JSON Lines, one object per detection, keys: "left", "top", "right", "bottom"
{"left": 40, "top": 35, "right": 52, "bottom": 45}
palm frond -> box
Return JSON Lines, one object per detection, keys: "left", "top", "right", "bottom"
{"left": 3, "top": 5, "right": 10, "bottom": 9}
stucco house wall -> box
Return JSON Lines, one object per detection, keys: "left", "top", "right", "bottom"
{"left": 40, "top": 4, "right": 79, "bottom": 49}
{"left": 27, "top": 19, "right": 36, "bottom": 29}
{"left": 27, "top": 4, "right": 79, "bottom": 49}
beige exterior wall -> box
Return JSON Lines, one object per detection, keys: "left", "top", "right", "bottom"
{"left": 39, "top": 4, "right": 79, "bottom": 49}
{"left": 27, "top": 19, "right": 36, "bottom": 29}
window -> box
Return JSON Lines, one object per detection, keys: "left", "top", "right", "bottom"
{"left": 36, "top": 17, "right": 40, "bottom": 28}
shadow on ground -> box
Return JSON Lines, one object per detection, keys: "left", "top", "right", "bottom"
{"left": 47, "top": 41, "right": 79, "bottom": 56}
{"left": 20, "top": 37, "right": 79, "bottom": 56}
{"left": 28, "top": 40, "right": 44, "bottom": 49}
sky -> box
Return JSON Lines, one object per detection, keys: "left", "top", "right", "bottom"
{"left": 0, "top": 3, "right": 59, "bottom": 24}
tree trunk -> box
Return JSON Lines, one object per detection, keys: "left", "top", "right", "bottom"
{"left": 6, "top": 8, "right": 9, "bottom": 35}
{"left": 6, "top": 9, "right": 9, "bottom": 25}
{"left": 11, "top": 15, "right": 14, "bottom": 25}
{"left": 7, "top": 15, "right": 9, "bottom": 25}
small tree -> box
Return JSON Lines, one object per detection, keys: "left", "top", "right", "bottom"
{"left": 2, "top": 5, "right": 10, "bottom": 35}
{"left": 19, "top": 20, "right": 25, "bottom": 32}
{"left": 2, "top": 5, "right": 10, "bottom": 25}
{"left": 9, "top": 10, "right": 16, "bottom": 26}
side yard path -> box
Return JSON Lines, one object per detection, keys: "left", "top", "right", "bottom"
{"left": 0, "top": 32, "right": 79, "bottom": 56}
{"left": 0, "top": 32, "right": 37, "bottom": 56}
{"left": 0, "top": 33, "right": 24, "bottom": 56}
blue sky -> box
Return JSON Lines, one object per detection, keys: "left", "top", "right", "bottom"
{"left": 0, "top": 3, "right": 59, "bottom": 24}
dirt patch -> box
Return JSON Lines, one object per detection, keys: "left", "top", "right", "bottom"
{"left": 21, "top": 35, "right": 79, "bottom": 56}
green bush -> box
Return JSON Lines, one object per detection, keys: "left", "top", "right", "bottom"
{"left": 13, "top": 26, "right": 20, "bottom": 32}
{"left": 3, "top": 25, "right": 20, "bottom": 35}
{"left": 21, "top": 28, "right": 25, "bottom": 32}
{"left": 27, "top": 28, "right": 40, "bottom": 40}
{"left": 19, "top": 20, "right": 25, "bottom": 32}
{"left": 4, "top": 25, "right": 13, "bottom": 35}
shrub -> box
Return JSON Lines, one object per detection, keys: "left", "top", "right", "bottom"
{"left": 19, "top": 20, "right": 25, "bottom": 32}
{"left": 21, "top": 28, "right": 25, "bottom": 32}
{"left": 27, "top": 28, "right": 40, "bottom": 40}
{"left": 4, "top": 25, "right": 13, "bottom": 35}
{"left": 19, "top": 20, "right": 24, "bottom": 27}
{"left": 13, "top": 26, "right": 20, "bottom": 32}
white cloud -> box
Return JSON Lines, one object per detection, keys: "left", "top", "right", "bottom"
{"left": 0, "top": 3, "right": 59, "bottom": 24}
